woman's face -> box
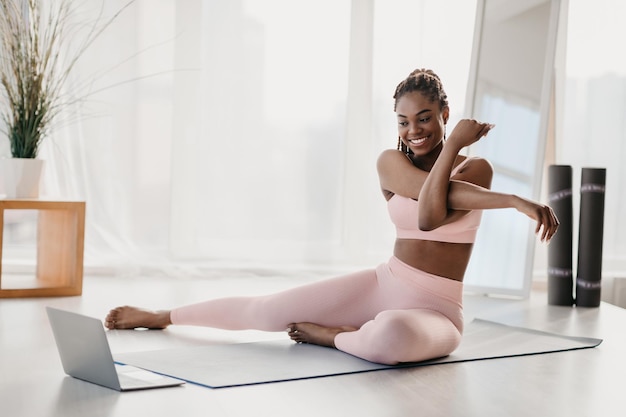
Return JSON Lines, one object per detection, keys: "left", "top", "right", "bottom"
{"left": 395, "top": 91, "right": 449, "bottom": 157}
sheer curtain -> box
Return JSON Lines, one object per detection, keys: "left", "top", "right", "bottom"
{"left": 168, "top": 0, "right": 476, "bottom": 270}
{"left": 36, "top": 0, "right": 178, "bottom": 271}
{"left": 170, "top": 0, "right": 353, "bottom": 267}
{"left": 14, "top": 1, "right": 626, "bottom": 286}
{"left": 2, "top": 0, "right": 478, "bottom": 276}
{"left": 555, "top": 0, "right": 626, "bottom": 275}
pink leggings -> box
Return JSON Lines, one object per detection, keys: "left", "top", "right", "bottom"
{"left": 170, "top": 256, "right": 463, "bottom": 365}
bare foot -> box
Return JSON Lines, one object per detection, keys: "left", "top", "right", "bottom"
{"left": 104, "top": 306, "right": 172, "bottom": 330}
{"left": 286, "top": 322, "right": 357, "bottom": 348}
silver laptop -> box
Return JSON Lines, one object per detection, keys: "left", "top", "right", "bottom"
{"left": 46, "top": 307, "right": 185, "bottom": 391}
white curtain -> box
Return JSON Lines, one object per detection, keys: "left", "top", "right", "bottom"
{"left": 0, "top": 0, "right": 476, "bottom": 276}
{"left": 5, "top": 0, "right": 622, "bottom": 283}
{"left": 555, "top": 0, "right": 626, "bottom": 275}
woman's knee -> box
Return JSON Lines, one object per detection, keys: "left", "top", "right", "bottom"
{"left": 359, "top": 310, "right": 461, "bottom": 364}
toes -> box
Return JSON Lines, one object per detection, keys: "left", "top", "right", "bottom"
{"left": 286, "top": 324, "right": 305, "bottom": 342}
{"left": 286, "top": 323, "right": 297, "bottom": 336}
{"left": 104, "top": 307, "right": 123, "bottom": 329}
{"left": 105, "top": 315, "right": 117, "bottom": 329}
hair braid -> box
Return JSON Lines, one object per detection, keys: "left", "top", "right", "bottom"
{"left": 396, "top": 136, "right": 409, "bottom": 154}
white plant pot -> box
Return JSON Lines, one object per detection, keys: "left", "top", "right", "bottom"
{"left": 1, "top": 157, "right": 45, "bottom": 199}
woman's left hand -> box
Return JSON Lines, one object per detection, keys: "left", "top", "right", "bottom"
{"left": 512, "top": 195, "right": 560, "bottom": 242}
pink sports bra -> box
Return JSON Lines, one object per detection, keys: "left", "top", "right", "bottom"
{"left": 387, "top": 158, "right": 482, "bottom": 244}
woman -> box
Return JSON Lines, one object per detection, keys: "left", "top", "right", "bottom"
{"left": 105, "top": 69, "right": 558, "bottom": 365}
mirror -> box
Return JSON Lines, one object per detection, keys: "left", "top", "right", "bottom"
{"left": 463, "top": 0, "right": 562, "bottom": 296}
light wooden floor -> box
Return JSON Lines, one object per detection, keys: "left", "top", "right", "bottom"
{"left": 1, "top": 271, "right": 624, "bottom": 417}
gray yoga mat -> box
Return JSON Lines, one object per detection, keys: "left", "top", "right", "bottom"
{"left": 114, "top": 319, "right": 602, "bottom": 389}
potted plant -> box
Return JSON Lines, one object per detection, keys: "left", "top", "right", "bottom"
{"left": 0, "top": 0, "right": 132, "bottom": 198}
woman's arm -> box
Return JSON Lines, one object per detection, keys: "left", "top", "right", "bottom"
{"left": 446, "top": 182, "right": 559, "bottom": 242}
{"left": 377, "top": 122, "right": 559, "bottom": 242}
{"left": 377, "top": 148, "right": 494, "bottom": 228}
{"left": 377, "top": 148, "right": 491, "bottom": 201}
{"left": 417, "top": 120, "right": 493, "bottom": 230}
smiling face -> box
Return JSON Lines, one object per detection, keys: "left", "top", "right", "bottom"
{"left": 395, "top": 91, "right": 449, "bottom": 158}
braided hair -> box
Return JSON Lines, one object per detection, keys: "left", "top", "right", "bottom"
{"left": 393, "top": 69, "right": 448, "bottom": 154}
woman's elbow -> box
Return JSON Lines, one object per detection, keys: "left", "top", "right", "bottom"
{"left": 418, "top": 217, "right": 440, "bottom": 231}
{"left": 418, "top": 202, "right": 448, "bottom": 230}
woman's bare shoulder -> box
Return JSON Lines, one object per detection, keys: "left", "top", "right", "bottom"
{"left": 453, "top": 156, "right": 493, "bottom": 189}
{"left": 376, "top": 149, "right": 413, "bottom": 173}
{"left": 376, "top": 149, "right": 427, "bottom": 199}
{"left": 377, "top": 148, "right": 406, "bottom": 163}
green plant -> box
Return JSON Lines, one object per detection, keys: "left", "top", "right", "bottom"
{"left": 0, "top": 0, "right": 132, "bottom": 158}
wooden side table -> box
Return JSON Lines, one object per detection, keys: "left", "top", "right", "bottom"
{"left": 0, "top": 200, "right": 86, "bottom": 298}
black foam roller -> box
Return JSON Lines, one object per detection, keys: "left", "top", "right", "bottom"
{"left": 576, "top": 168, "right": 606, "bottom": 307}
{"left": 547, "top": 165, "right": 574, "bottom": 306}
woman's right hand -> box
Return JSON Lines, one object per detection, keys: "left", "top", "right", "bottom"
{"left": 512, "top": 195, "right": 560, "bottom": 242}
{"left": 446, "top": 119, "right": 495, "bottom": 149}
